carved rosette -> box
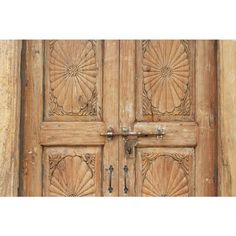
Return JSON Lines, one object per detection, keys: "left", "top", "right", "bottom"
{"left": 142, "top": 152, "right": 191, "bottom": 196}
{"left": 48, "top": 153, "right": 96, "bottom": 197}
{"left": 142, "top": 40, "right": 192, "bottom": 117}
{"left": 48, "top": 40, "right": 98, "bottom": 117}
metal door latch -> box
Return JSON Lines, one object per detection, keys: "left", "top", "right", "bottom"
{"left": 156, "top": 126, "right": 165, "bottom": 139}
{"left": 100, "top": 126, "right": 165, "bottom": 140}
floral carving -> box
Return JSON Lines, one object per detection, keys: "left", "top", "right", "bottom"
{"left": 142, "top": 40, "right": 192, "bottom": 116}
{"left": 142, "top": 152, "right": 191, "bottom": 196}
{"left": 48, "top": 40, "right": 98, "bottom": 116}
{"left": 48, "top": 153, "right": 96, "bottom": 197}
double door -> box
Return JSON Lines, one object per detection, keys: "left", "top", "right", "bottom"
{"left": 21, "top": 40, "right": 217, "bottom": 196}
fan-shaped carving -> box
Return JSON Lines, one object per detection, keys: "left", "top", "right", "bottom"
{"left": 142, "top": 152, "right": 190, "bottom": 196}
{"left": 48, "top": 153, "right": 96, "bottom": 196}
{"left": 142, "top": 40, "right": 191, "bottom": 115}
{"left": 49, "top": 40, "right": 97, "bottom": 116}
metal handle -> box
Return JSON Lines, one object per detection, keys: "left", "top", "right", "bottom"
{"left": 108, "top": 165, "right": 114, "bottom": 193}
{"left": 124, "top": 165, "right": 128, "bottom": 194}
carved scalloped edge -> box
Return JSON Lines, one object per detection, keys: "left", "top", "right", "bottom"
{"left": 48, "top": 40, "right": 98, "bottom": 117}
{"left": 143, "top": 86, "right": 191, "bottom": 116}
{"left": 49, "top": 40, "right": 96, "bottom": 53}
{"left": 49, "top": 152, "right": 96, "bottom": 180}
{"left": 142, "top": 152, "right": 191, "bottom": 180}
{"left": 142, "top": 40, "right": 192, "bottom": 117}
{"left": 49, "top": 89, "right": 98, "bottom": 117}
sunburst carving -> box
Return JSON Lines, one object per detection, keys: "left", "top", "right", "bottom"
{"left": 49, "top": 40, "right": 98, "bottom": 116}
{"left": 142, "top": 40, "right": 191, "bottom": 115}
{"left": 142, "top": 152, "right": 191, "bottom": 196}
{"left": 48, "top": 153, "right": 96, "bottom": 197}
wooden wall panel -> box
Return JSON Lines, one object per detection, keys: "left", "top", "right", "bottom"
{"left": 0, "top": 40, "right": 22, "bottom": 196}
{"left": 218, "top": 41, "right": 236, "bottom": 196}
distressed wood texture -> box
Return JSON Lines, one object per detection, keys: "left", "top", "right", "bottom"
{"left": 218, "top": 41, "right": 236, "bottom": 196}
{"left": 43, "top": 146, "right": 101, "bottom": 196}
{"left": 21, "top": 40, "right": 218, "bottom": 196}
{"left": 121, "top": 40, "right": 217, "bottom": 196}
{"left": 195, "top": 41, "right": 217, "bottom": 196}
{"left": 103, "top": 41, "right": 120, "bottom": 196}
{"left": 21, "top": 40, "right": 112, "bottom": 196}
{"left": 44, "top": 41, "right": 103, "bottom": 121}
{"left": 136, "top": 40, "right": 195, "bottom": 121}
{"left": 119, "top": 41, "right": 136, "bottom": 196}
{"left": 21, "top": 41, "right": 44, "bottom": 196}
{"left": 136, "top": 148, "right": 195, "bottom": 196}
{"left": 0, "top": 41, "right": 22, "bottom": 196}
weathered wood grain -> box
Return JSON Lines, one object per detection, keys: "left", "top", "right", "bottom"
{"left": 21, "top": 41, "right": 44, "bottom": 196}
{"left": 134, "top": 122, "right": 197, "bottom": 147}
{"left": 40, "top": 122, "right": 105, "bottom": 145}
{"left": 119, "top": 40, "right": 136, "bottom": 196}
{"left": 103, "top": 41, "right": 119, "bottom": 196}
{"left": 22, "top": 40, "right": 106, "bottom": 196}
{"left": 195, "top": 41, "right": 217, "bottom": 196}
{"left": 218, "top": 40, "right": 236, "bottom": 196}
{"left": 0, "top": 40, "right": 22, "bottom": 196}
{"left": 19, "top": 40, "right": 218, "bottom": 197}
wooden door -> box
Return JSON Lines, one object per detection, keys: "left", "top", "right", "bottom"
{"left": 20, "top": 40, "right": 217, "bottom": 196}
{"left": 20, "top": 40, "right": 120, "bottom": 196}
{"left": 118, "top": 40, "right": 217, "bottom": 196}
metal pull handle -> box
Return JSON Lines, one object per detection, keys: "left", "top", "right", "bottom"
{"left": 124, "top": 165, "right": 128, "bottom": 194}
{"left": 108, "top": 165, "right": 114, "bottom": 193}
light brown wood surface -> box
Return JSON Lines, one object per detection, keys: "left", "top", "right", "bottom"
{"left": 21, "top": 40, "right": 108, "bottom": 196}
{"left": 103, "top": 41, "right": 119, "bottom": 196}
{"left": 195, "top": 41, "right": 217, "bottom": 195}
{"left": 121, "top": 40, "right": 217, "bottom": 196}
{"left": 21, "top": 40, "right": 217, "bottom": 196}
{"left": 119, "top": 40, "right": 136, "bottom": 196}
{"left": 218, "top": 40, "right": 236, "bottom": 196}
{"left": 0, "top": 40, "right": 22, "bottom": 196}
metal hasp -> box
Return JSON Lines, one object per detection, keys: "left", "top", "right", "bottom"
{"left": 123, "top": 165, "right": 128, "bottom": 194}
{"left": 124, "top": 139, "right": 137, "bottom": 158}
{"left": 108, "top": 165, "right": 114, "bottom": 193}
{"left": 105, "top": 127, "right": 115, "bottom": 141}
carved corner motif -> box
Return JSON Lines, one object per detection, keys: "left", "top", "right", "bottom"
{"left": 81, "top": 153, "right": 96, "bottom": 175}
{"left": 142, "top": 40, "right": 192, "bottom": 118}
{"left": 49, "top": 152, "right": 95, "bottom": 178}
{"left": 49, "top": 89, "right": 98, "bottom": 117}
{"left": 49, "top": 40, "right": 57, "bottom": 52}
{"left": 48, "top": 40, "right": 98, "bottom": 117}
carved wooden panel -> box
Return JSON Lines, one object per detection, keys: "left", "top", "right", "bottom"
{"left": 137, "top": 40, "right": 195, "bottom": 121}
{"left": 136, "top": 148, "right": 194, "bottom": 196}
{"left": 43, "top": 147, "right": 101, "bottom": 196}
{"left": 44, "top": 40, "right": 103, "bottom": 121}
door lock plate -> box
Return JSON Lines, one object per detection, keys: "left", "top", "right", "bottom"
{"left": 124, "top": 139, "right": 137, "bottom": 159}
